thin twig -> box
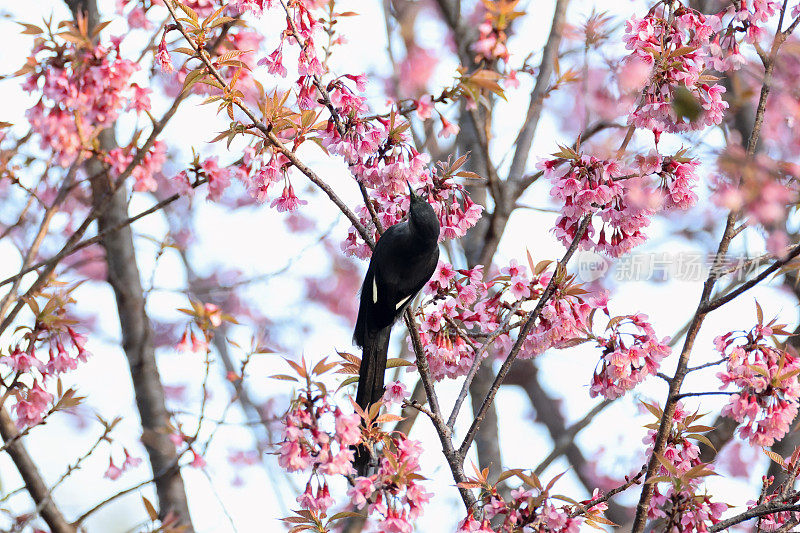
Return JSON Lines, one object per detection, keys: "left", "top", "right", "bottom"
{"left": 534, "top": 399, "right": 612, "bottom": 476}
{"left": 631, "top": 11, "right": 787, "bottom": 528}
{"left": 569, "top": 465, "right": 647, "bottom": 519}
{"left": 446, "top": 301, "right": 522, "bottom": 429}
{"left": 459, "top": 216, "right": 592, "bottom": 458}
{"left": 701, "top": 242, "right": 800, "bottom": 313}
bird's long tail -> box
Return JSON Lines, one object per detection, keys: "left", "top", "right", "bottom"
{"left": 353, "top": 324, "right": 391, "bottom": 476}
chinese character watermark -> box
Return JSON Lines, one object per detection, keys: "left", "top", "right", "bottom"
{"left": 574, "top": 251, "right": 775, "bottom": 283}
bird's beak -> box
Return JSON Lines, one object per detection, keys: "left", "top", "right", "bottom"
{"left": 406, "top": 180, "right": 416, "bottom": 199}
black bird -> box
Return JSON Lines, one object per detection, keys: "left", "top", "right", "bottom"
{"left": 352, "top": 182, "right": 439, "bottom": 475}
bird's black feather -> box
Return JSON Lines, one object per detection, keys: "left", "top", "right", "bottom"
{"left": 352, "top": 188, "right": 439, "bottom": 475}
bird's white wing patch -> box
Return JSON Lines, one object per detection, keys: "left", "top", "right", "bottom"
{"left": 395, "top": 294, "right": 412, "bottom": 310}
{"left": 372, "top": 277, "right": 378, "bottom": 304}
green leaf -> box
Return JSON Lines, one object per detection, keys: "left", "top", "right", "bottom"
{"left": 497, "top": 468, "right": 523, "bottom": 483}
{"left": 181, "top": 68, "right": 205, "bottom": 94}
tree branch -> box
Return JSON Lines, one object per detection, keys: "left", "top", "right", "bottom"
{"left": 0, "top": 407, "right": 75, "bottom": 533}
{"left": 459, "top": 215, "right": 591, "bottom": 458}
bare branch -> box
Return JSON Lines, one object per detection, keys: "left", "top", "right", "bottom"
{"left": 506, "top": 0, "right": 570, "bottom": 188}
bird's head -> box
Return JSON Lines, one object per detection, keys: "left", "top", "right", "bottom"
{"left": 406, "top": 181, "right": 440, "bottom": 240}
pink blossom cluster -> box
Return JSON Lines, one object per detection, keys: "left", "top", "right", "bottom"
{"left": 200, "top": 157, "right": 233, "bottom": 202}
{"left": 715, "top": 327, "right": 800, "bottom": 446}
{"left": 522, "top": 288, "right": 607, "bottom": 358}
{"left": 632, "top": 151, "right": 700, "bottom": 211}
{"left": 104, "top": 448, "right": 143, "bottom": 480}
{"left": 540, "top": 154, "right": 651, "bottom": 257}
{"left": 319, "top": 118, "right": 387, "bottom": 171}
{"left": 644, "top": 403, "right": 727, "bottom": 530}
{"left": 649, "top": 481, "right": 726, "bottom": 531}
{"left": 254, "top": 0, "right": 325, "bottom": 104}
{"left": 155, "top": 36, "right": 174, "bottom": 73}
{"left": 623, "top": 6, "right": 729, "bottom": 134}
{"left": 415, "top": 262, "right": 488, "bottom": 380}
{"left": 334, "top": 142, "right": 483, "bottom": 258}
{"left": 347, "top": 436, "right": 432, "bottom": 532}
{"left": 228, "top": 0, "right": 275, "bottom": 16}
{"left": 232, "top": 147, "right": 313, "bottom": 211}
{"left": 328, "top": 75, "right": 370, "bottom": 116}
{"left": 2, "top": 323, "right": 90, "bottom": 428}
{"left": 731, "top": 0, "right": 779, "bottom": 43}
{"left": 173, "top": 156, "right": 235, "bottom": 202}
{"left": 589, "top": 314, "right": 671, "bottom": 400}
{"left": 472, "top": 21, "right": 509, "bottom": 63}
{"left": 176, "top": 327, "right": 209, "bottom": 354}
{"left": 272, "top": 183, "right": 307, "bottom": 212}
{"left": 712, "top": 145, "right": 798, "bottom": 231}
{"left": 460, "top": 485, "right": 605, "bottom": 532}
{"left": 276, "top": 377, "right": 431, "bottom": 528}
{"left": 13, "top": 381, "right": 54, "bottom": 429}
{"left": 278, "top": 401, "right": 359, "bottom": 476}
{"left": 107, "top": 141, "right": 167, "bottom": 193}
{"left": 415, "top": 260, "right": 607, "bottom": 380}
{"left": 645, "top": 403, "right": 705, "bottom": 479}
{"left": 24, "top": 38, "right": 140, "bottom": 166}
{"left": 456, "top": 510, "right": 494, "bottom": 533}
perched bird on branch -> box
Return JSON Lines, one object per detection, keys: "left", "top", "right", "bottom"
{"left": 352, "top": 182, "right": 439, "bottom": 475}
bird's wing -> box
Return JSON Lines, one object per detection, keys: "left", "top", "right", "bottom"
{"left": 353, "top": 223, "right": 439, "bottom": 345}
{"left": 373, "top": 235, "right": 439, "bottom": 318}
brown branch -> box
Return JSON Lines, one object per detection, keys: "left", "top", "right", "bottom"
{"left": 506, "top": 0, "right": 570, "bottom": 188}
{"left": 0, "top": 163, "right": 79, "bottom": 322}
{"left": 569, "top": 465, "right": 646, "bottom": 519}
{"left": 446, "top": 301, "right": 523, "bottom": 429}
{"left": 459, "top": 215, "right": 591, "bottom": 458}
{"left": 631, "top": 27, "right": 782, "bottom": 532}
{"left": 709, "top": 498, "right": 800, "bottom": 532}
{"left": 0, "top": 407, "right": 75, "bottom": 533}
{"left": 403, "top": 308, "right": 476, "bottom": 509}
{"left": 630, "top": 214, "right": 736, "bottom": 532}
{"left": 701, "top": 242, "right": 800, "bottom": 313}
{"left": 13, "top": 420, "right": 115, "bottom": 532}
{"left": 0, "top": 177, "right": 208, "bottom": 296}
{"left": 533, "top": 399, "right": 612, "bottom": 476}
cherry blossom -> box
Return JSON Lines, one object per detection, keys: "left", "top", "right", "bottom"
{"left": 589, "top": 314, "right": 672, "bottom": 400}
{"left": 624, "top": 7, "right": 729, "bottom": 134}
{"left": 715, "top": 323, "right": 800, "bottom": 446}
